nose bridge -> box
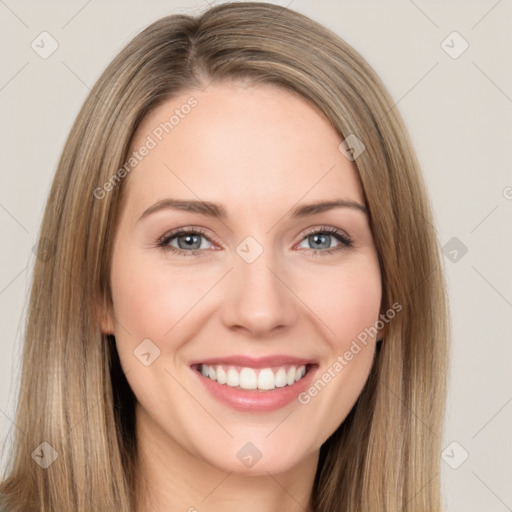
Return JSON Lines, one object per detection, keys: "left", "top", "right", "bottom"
{"left": 220, "top": 234, "right": 298, "bottom": 335}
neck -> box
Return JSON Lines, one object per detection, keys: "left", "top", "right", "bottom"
{"left": 134, "top": 404, "right": 318, "bottom": 512}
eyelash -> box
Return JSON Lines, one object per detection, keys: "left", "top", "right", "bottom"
{"left": 156, "top": 225, "right": 353, "bottom": 258}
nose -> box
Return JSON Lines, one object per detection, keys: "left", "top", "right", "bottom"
{"left": 220, "top": 248, "right": 299, "bottom": 337}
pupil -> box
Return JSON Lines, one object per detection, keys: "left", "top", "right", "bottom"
{"left": 179, "top": 234, "right": 200, "bottom": 249}
{"left": 310, "top": 233, "right": 329, "bottom": 249}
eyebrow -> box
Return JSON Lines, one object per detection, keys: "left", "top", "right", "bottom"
{"left": 137, "top": 197, "right": 367, "bottom": 222}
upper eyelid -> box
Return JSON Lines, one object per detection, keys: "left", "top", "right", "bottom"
{"left": 300, "top": 225, "right": 350, "bottom": 240}
{"left": 158, "top": 226, "right": 214, "bottom": 245}
{"left": 159, "top": 225, "right": 351, "bottom": 248}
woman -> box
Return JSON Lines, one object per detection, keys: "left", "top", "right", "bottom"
{"left": 0, "top": 2, "right": 449, "bottom": 511}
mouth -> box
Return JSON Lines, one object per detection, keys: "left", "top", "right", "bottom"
{"left": 191, "top": 362, "right": 315, "bottom": 392}
{"left": 189, "top": 355, "right": 319, "bottom": 412}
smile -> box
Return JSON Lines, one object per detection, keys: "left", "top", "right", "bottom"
{"left": 190, "top": 356, "right": 318, "bottom": 412}
{"left": 194, "top": 363, "right": 310, "bottom": 391}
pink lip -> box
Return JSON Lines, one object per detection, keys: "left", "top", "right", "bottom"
{"left": 190, "top": 358, "right": 318, "bottom": 413}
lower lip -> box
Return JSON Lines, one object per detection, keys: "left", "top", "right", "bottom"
{"left": 192, "top": 365, "right": 318, "bottom": 413}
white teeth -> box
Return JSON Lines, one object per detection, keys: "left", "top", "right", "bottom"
{"left": 275, "top": 368, "right": 287, "bottom": 388}
{"left": 226, "top": 368, "right": 239, "bottom": 387}
{"left": 216, "top": 366, "right": 227, "bottom": 385}
{"left": 198, "top": 363, "right": 309, "bottom": 390}
{"left": 257, "top": 368, "right": 275, "bottom": 390}
{"left": 295, "top": 365, "right": 306, "bottom": 382}
{"left": 239, "top": 368, "right": 257, "bottom": 390}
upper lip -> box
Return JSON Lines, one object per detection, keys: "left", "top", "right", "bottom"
{"left": 190, "top": 355, "right": 317, "bottom": 369}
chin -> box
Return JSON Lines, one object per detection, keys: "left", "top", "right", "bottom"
{"left": 193, "top": 435, "right": 316, "bottom": 476}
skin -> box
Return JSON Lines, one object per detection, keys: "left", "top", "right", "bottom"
{"left": 100, "top": 81, "right": 383, "bottom": 512}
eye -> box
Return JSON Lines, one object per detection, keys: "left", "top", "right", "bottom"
{"left": 295, "top": 225, "right": 352, "bottom": 256}
{"left": 156, "top": 226, "right": 216, "bottom": 257}
{"left": 156, "top": 225, "right": 352, "bottom": 257}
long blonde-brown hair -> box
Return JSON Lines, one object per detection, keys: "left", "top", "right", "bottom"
{"left": 0, "top": 2, "right": 449, "bottom": 511}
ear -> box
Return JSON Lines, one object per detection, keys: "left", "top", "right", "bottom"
{"left": 376, "top": 326, "right": 386, "bottom": 342}
{"left": 376, "top": 313, "right": 389, "bottom": 342}
{"left": 95, "top": 291, "right": 115, "bottom": 335}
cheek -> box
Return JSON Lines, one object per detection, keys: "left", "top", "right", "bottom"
{"left": 110, "top": 248, "right": 209, "bottom": 341}
{"left": 291, "top": 256, "right": 381, "bottom": 429}
{"left": 108, "top": 248, "right": 203, "bottom": 415}
{"left": 297, "top": 256, "right": 382, "bottom": 344}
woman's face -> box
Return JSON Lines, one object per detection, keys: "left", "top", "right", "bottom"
{"left": 102, "top": 81, "right": 382, "bottom": 475}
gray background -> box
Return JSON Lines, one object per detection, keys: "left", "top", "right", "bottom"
{"left": 1, "top": 1, "right": 511, "bottom": 510}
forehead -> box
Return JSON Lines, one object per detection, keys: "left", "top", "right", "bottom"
{"left": 122, "top": 82, "right": 364, "bottom": 215}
